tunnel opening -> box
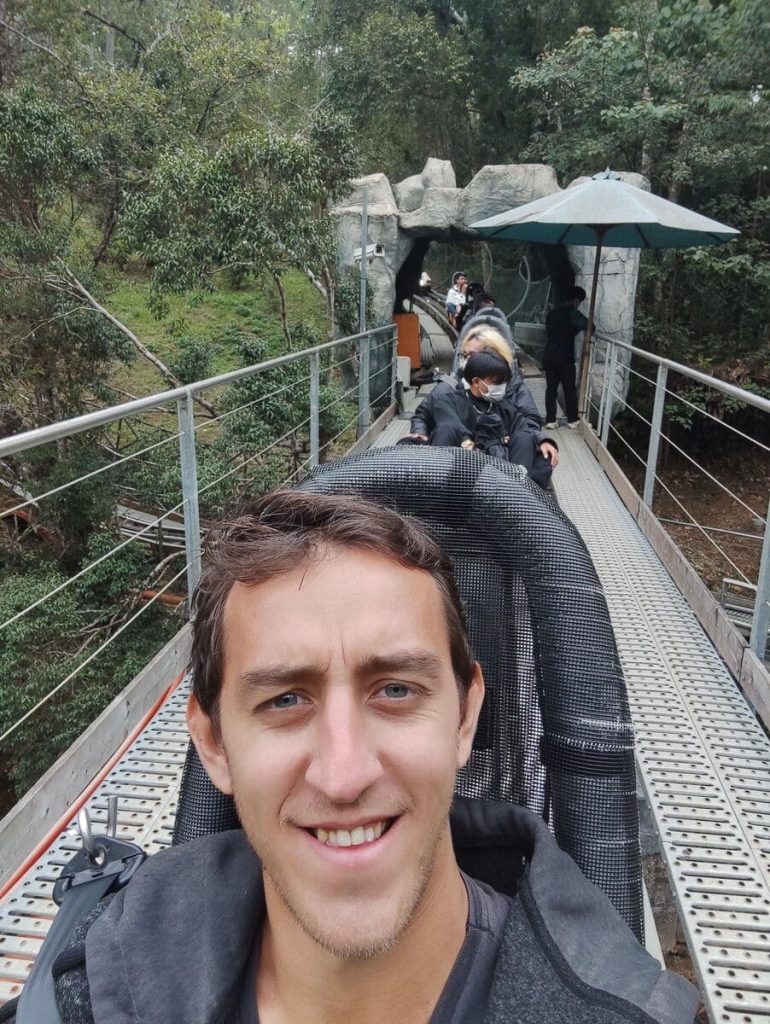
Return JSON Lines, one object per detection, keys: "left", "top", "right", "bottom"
{"left": 394, "top": 237, "right": 577, "bottom": 366}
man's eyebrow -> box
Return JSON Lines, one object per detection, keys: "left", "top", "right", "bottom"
{"left": 358, "top": 651, "right": 445, "bottom": 679}
{"left": 235, "top": 665, "right": 326, "bottom": 694}
{"left": 235, "top": 652, "right": 445, "bottom": 694}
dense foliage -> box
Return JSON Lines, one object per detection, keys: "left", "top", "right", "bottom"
{"left": 0, "top": 0, "right": 361, "bottom": 806}
{"left": 0, "top": 0, "right": 768, "bottom": 805}
{"left": 309, "top": 0, "right": 769, "bottom": 370}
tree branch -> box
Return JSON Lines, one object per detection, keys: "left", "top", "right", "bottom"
{"left": 301, "top": 265, "right": 329, "bottom": 302}
{"left": 0, "top": 18, "right": 91, "bottom": 101}
{"left": 81, "top": 10, "right": 147, "bottom": 52}
{"left": 272, "top": 273, "right": 291, "bottom": 351}
{"left": 53, "top": 263, "right": 217, "bottom": 417}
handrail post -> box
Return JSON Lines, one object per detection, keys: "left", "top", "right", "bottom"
{"left": 390, "top": 326, "right": 398, "bottom": 405}
{"left": 310, "top": 351, "right": 320, "bottom": 468}
{"left": 600, "top": 343, "right": 618, "bottom": 447}
{"left": 750, "top": 497, "right": 770, "bottom": 661}
{"left": 357, "top": 332, "right": 371, "bottom": 438}
{"left": 177, "top": 391, "right": 202, "bottom": 611}
{"left": 597, "top": 340, "right": 609, "bottom": 438}
{"left": 643, "top": 363, "right": 668, "bottom": 508}
{"left": 359, "top": 186, "right": 368, "bottom": 334}
{"left": 583, "top": 333, "right": 597, "bottom": 420}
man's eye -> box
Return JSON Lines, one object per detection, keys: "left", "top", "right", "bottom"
{"left": 381, "top": 682, "right": 412, "bottom": 699}
{"left": 269, "top": 692, "right": 304, "bottom": 710}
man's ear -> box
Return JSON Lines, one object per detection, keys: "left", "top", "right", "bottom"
{"left": 457, "top": 663, "right": 485, "bottom": 770}
{"left": 187, "top": 693, "right": 234, "bottom": 795}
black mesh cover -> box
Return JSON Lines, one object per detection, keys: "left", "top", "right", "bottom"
{"left": 172, "top": 447, "right": 642, "bottom": 939}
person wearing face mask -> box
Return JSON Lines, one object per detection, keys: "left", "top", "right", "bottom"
{"left": 404, "top": 352, "right": 558, "bottom": 488}
{"left": 451, "top": 326, "right": 546, "bottom": 446}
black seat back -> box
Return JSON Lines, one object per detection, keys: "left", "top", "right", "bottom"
{"left": 173, "top": 447, "right": 642, "bottom": 938}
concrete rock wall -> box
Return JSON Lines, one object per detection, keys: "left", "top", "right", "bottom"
{"left": 334, "top": 159, "right": 646, "bottom": 413}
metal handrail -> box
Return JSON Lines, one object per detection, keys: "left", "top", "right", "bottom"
{"left": 0, "top": 324, "right": 398, "bottom": 756}
{"left": 592, "top": 336, "right": 770, "bottom": 659}
{"left": 0, "top": 326, "right": 393, "bottom": 460}
{"left": 602, "top": 337, "right": 770, "bottom": 415}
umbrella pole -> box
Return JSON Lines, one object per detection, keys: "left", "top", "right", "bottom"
{"left": 577, "top": 228, "right": 605, "bottom": 419}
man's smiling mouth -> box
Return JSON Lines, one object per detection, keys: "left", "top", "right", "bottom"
{"left": 309, "top": 819, "right": 395, "bottom": 847}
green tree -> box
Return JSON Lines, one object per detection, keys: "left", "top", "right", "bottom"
{"left": 511, "top": 0, "right": 770, "bottom": 366}
{"left": 123, "top": 109, "right": 360, "bottom": 334}
{"left": 307, "top": 0, "right": 614, "bottom": 180}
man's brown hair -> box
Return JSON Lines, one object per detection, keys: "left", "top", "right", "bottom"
{"left": 191, "top": 489, "right": 475, "bottom": 731}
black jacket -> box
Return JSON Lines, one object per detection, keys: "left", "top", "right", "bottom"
{"left": 1, "top": 799, "right": 699, "bottom": 1024}
{"left": 544, "top": 303, "right": 590, "bottom": 361}
{"left": 411, "top": 380, "right": 554, "bottom": 452}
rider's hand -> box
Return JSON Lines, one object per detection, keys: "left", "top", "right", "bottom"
{"left": 539, "top": 442, "right": 559, "bottom": 467}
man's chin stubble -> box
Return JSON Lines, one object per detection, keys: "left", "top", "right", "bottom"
{"left": 260, "top": 821, "right": 448, "bottom": 961}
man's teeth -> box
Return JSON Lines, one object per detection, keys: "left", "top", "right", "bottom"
{"left": 313, "top": 821, "right": 387, "bottom": 847}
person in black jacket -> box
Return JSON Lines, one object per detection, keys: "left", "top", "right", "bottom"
{"left": 406, "top": 351, "right": 558, "bottom": 488}
{"left": 543, "top": 285, "right": 591, "bottom": 429}
{"left": 452, "top": 324, "right": 546, "bottom": 445}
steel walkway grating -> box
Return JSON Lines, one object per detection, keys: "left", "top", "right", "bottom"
{"left": 543, "top": 405, "right": 770, "bottom": 1023}
{"left": 0, "top": 681, "right": 190, "bottom": 1005}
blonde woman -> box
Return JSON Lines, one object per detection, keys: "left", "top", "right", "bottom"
{"left": 404, "top": 334, "right": 559, "bottom": 487}
{"left": 457, "top": 324, "right": 515, "bottom": 373}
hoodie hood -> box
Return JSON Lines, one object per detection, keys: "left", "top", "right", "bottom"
{"left": 86, "top": 831, "right": 263, "bottom": 1024}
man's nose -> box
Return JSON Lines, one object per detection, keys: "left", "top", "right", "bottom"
{"left": 304, "top": 693, "right": 383, "bottom": 803}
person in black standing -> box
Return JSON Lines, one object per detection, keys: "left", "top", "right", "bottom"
{"left": 543, "top": 286, "right": 590, "bottom": 429}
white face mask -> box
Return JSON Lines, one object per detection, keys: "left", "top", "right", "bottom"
{"left": 457, "top": 354, "right": 468, "bottom": 370}
{"left": 483, "top": 382, "right": 507, "bottom": 402}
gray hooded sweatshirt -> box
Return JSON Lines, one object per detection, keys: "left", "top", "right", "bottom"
{"left": 2, "top": 800, "right": 699, "bottom": 1024}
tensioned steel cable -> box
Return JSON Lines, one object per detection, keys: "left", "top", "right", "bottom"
{"left": 0, "top": 499, "right": 187, "bottom": 633}
{"left": 616, "top": 352, "right": 770, "bottom": 453}
{"left": 319, "top": 412, "right": 361, "bottom": 453}
{"left": 318, "top": 381, "right": 360, "bottom": 415}
{"left": 280, "top": 455, "right": 314, "bottom": 488}
{"left": 625, "top": 364, "right": 659, "bottom": 389}
{"left": 603, "top": 381, "right": 766, "bottom": 524}
{"left": 1, "top": 431, "right": 183, "bottom": 520}
{"left": 319, "top": 384, "right": 393, "bottom": 454}
{"left": 604, "top": 416, "right": 753, "bottom": 586}
{"left": 602, "top": 348, "right": 770, "bottom": 454}
{"left": 196, "top": 416, "right": 313, "bottom": 497}
{"left": 0, "top": 560, "right": 191, "bottom": 745}
{"left": 663, "top": 385, "right": 770, "bottom": 456}
{"left": 193, "top": 374, "right": 311, "bottom": 432}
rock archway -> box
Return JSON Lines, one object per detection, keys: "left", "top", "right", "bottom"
{"left": 334, "top": 159, "right": 648, "bottom": 410}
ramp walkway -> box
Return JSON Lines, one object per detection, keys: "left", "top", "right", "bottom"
{"left": 0, "top": 681, "right": 189, "bottom": 1003}
{"left": 546, "top": 402, "right": 770, "bottom": 1024}
{"left": 2, "top": 339, "right": 770, "bottom": 1023}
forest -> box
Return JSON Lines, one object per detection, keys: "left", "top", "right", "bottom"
{"left": 0, "top": 0, "right": 768, "bottom": 806}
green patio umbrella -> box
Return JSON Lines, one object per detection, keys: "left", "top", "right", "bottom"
{"left": 471, "top": 170, "right": 739, "bottom": 411}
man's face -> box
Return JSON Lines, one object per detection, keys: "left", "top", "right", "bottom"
{"left": 189, "top": 548, "right": 483, "bottom": 959}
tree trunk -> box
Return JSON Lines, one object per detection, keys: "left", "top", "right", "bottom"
{"left": 322, "top": 266, "right": 335, "bottom": 337}
{"left": 640, "top": 84, "right": 653, "bottom": 180}
{"left": 272, "top": 274, "right": 291, "bottom": 351}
